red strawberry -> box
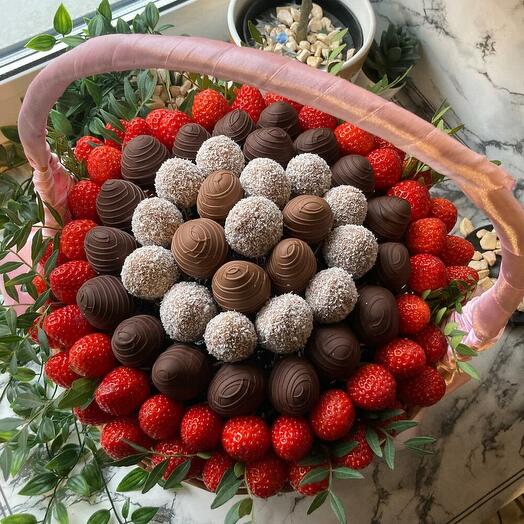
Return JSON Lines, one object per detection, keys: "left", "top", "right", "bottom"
{"left": 180, "top": 404, "right": 223, "bottom": 452}
{"left": 95, "top": 367, "right": 150, "bottom": 417}
{"left": 310, "top": 389, "right": 355, "bottom": 441}
{"left": 407, "top": 218, "right": 447, "bottom": 255}
{"left": 145, "top": 108, "right": 169, "bottom": 136}
{"left": 44, "top": 351, "right": 80, "bottom": 388}
{"left": 271, "top": 416, "right": 313, "bottom": 462}
{"left": 232, "top": 85, "right": 266, "bottom": 123}
{"left": 446, "top": 265, "right": 479, "bottom": 292}
{"left": 398, "top": 366, "right": 446, "bottom": 407}
{"left": 68, "top": 180, "right": 100, "bottom": 221}
{"left": 103, "top": 122, "right": 125, "bottom": 149}
{"left": 408, "top": 254, "right": 448, "bottom": 294}
{"left": 100, "top": 418, "right": 152, "bottom": 459}
{"left": 202, "top": 451, "right": 234, "bottom": 492}
{"left": 192, "top": 89, "right": 229, "bottom": 131}
{"left": 333, "top": 423, "right": 373, "bottom": 470}
{"left": 59, "top": 219, "right": 97, "bottom": 261}
{"left": 146, "top": 109, "right": 192, "bottom": 149}
{"left": 396, "top": 294, "right": 430, "bottom": 335}
{"left": 138, "top": 394, "right": 185, "bottom": 440}
{"left": 412, "top": 324, "right": 448, "bottom": 365}
{"left": 74, "top": 136, "right": 103, "bottom": 163}
{"left": 245, "top": 453, "right": 288, "bottom": 498}
{"left": 298, "top": 106, "right": 337, "bottom": 131}
{"left": 221, "top": 416, "right": 271, "bottom": 462}
{"left": 87, "top": 145, "right": 121, "bottom": 185}
{"left": 429, "top": 198, "right": 457, "bottom": 233}
{"left": 375, "top": 338, "right": 426, "bottom": 378}
{"left": 373, "top": 136, "right": 405, "bottom": 161}
{"left": 49, "top": 260, "right": 95, "bottom": 304}
{"left": 440, "top": 236, "right": 475, "bottom": 266}
{"left": 69, "top": 333, "right": 116, "bottom": 378}
{"left": 122, "top": 117, "right": 151, "bottom": 146}
{"left": 43, "top": 304, "right": 94, "bottom": 349}
{"left": 32, "top": 275, "right": 47, "bottom": 295}
{"left": 40, "top": 242, "right": 67, "bottom": 268}
{"left": 150, "top": 438, "right": 203, "bottom": 480}
{"left": 74, "top": 399, "right": 114, "bottom": 425}
{"left": 387, "top": 180, "right": 431, "bottom": 222}
{"left": 334, "top": 122, "right": 375, "bottom": 156}
{"left": 367, "top": 148, "right": 403, "bottom": 190}
{"left": 289, "top": 462, "right": 329, "bottom": 496}
{"left": 347, "top": 364, "right": 396, "bottom": 410}
{"left": 263, "top": 92, "right": 303, "bottom": 112}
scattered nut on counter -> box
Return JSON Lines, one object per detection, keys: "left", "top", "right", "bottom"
{"left": 459, "top": 217, "right": 474, "bottom": 237}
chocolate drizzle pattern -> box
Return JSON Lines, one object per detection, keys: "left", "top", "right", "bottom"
{"left": 294, "top": 128, "right": 339, "bottom": 165}
{"left": 207, "top": 363, "right": 265, "bottom": 416}
{"left": 375, "top": 242, "right": 411, "bottom": 292}
{"left": 365, "top": 196, "right": 411, "bottom": 242}
{"left": 84, "top": 226, "right": 137, "bottom": 275}
{"left": 243, "top": 127, "right": 295, "bottom": 167}
{"left": 172, "top": 123, "right": 210, "bottom": 160}
{"left": 77, "top": 275, "right": 135, "bottom": 330}
{"left": 258, "top": 102, "right": 301, "bottom": 138}
{"left": 213, "top": 109, "right": 254, "bottom": 144}
{"left": 171, "top": 218, "right": 228, "bottom": 278}
{"left": 283, "top": 195, "right": 334, "bottom": 243}
{"left": 331, "top": 155, "right": 375, "bottom": 196}
{"left": 212, "top": 260, "right": 271, "bottom": 314}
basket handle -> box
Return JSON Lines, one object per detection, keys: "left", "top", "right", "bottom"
{"left": 18, "top": 34, "right": 524, "bottom": 347}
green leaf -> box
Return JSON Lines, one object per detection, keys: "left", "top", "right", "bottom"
{"left": 25, "top": 34, "right": 56, "bottom": 51}
{"left": 144, "top": 2, "right": 160, "bottom": 30}
{"left": 455, "top": 343, "right": 478, "bottom": 357}
{"left": 384, "top": 420, "right": 418, "bottom": 433}
{"left": 328, "top": 44, "right": 346, "bottom": 62}
{"left": 331, "top": 440, "right": 358, "bottom": 458}
{"left": 365, "top": 427, "right": 382, "bottom": 458}
{"left": 116, "top": 467, "right": 148, "bottom": 492}
{"left": 247, "top": 20, "right": 264, "bottom": 45}
{"left": 330, "top": 28, "right": 348, "bottom": 42}
{"left": 137, "top": 70, "right": 157, "bottom": 106}
{"left": 329, "top": 491, "right": 347, "bottom": 524}
{"left": 54, "top": 4, "right": 73, "bottom": 35}
{"left": 210, "top": 475, "right": 242, "bottom": 509}
{"left": 444, "top": 322, "right": 457, "bottom": 336}
{"left": 110, "top": 453, "right": 147, "bottom": 467}
{"left": 307, "top": 490, "right": 329, "bottom": 514}
{"left": 116, "top": 18, "right": 130, "bottom": 33}
{"left": 142, "top": 459, "right": 168, "bottom": 493}
{"left": 31, "top": 228, "right": 44, "bottom": 264}
{"left": 87, "top": 14, "right": 107, "bottom": 37}
{"left": 0, "top": 262, "right": 23, "bottom": 274}
{"left": 131, "top": 507, "right": 159, "bottom": 524}
{"left": 298, "top": 466, "right": 329, "bottom": 486}
{"left": 44, "top": 248, "right": 59, "bottom": 277}
{"left": 97, "top": 0, "right": 112, "bottom": 20}
{"left": 435, "top": 306, "right": 448, "bottom": 325}
{"left": 332, "top": 467, "right": 364, "bottom": 480}
{"left": 84, "top": 79, "right": 102, "bottom": 107}
{"left": 224, "top": 497, "right": 252, "bottom": 524}
{"left": 421, "top": 289, "right": 431, "bottom": 299}
{"left": 329, "top": 61, "right": 345, "bottom": 76}
{"left": 5, "top": 308, "right": 16, "bottom": 333}
{"left": 457, "top": 361, "right": 480, "bottom": 380}
{"left": 0, "top": 126, "right": 20, "bottom": 143}
{"left": 122, "top": 499, "right": 130, "bottom": 519}
{"left": 14, "top": 368, "right": 36, "bottom": 383}
{"left": 66, "top": 474, "right": 91, "bottom": 496}
{"left": 1, "top": 515, "right": 37, "bottom": 524}
{"left": 46, "top": 448, "right": 79, "bottom": 475}
{"left": 61, "top": 35, "right": 85, "bottom": 47}
{"left": 50, "top": 110, "right": 73, "bottom": 136}
{"left": 19, "top": 472, "right": 58, "bottom": 496}
{"left": 298, "top": 452, "right": 328, "bottom": 467}
{"left": 383, "top": 436, "right": 395, "bottom": 470}
{"left": 124, "top": 78, "right": 138, "bottom": 109}
{"left": 82, "top": 463, "right": 103, "bottom": 492}
{"left": 0, "top": 418, "right": 24, "bottom": 431}
{"left": 450, "top": 334, "right": 464, "bottom": 350}
{"left": 86, "top": 509, "right": 110, "bottom": 524}
{"left": 54, "top": 502, "right": 69, "bottom": 524}
{"left": 0, "top": 446, "right": 13, "bottom": 480}
{"left": 56, "top": 378, "right": 97, "bottom": 409}
{"left": 233, "top": 462, "right": 245, "bottom": 478}
{"left": 100, "top": 109, "right": 125, "bottom": 131}
{"left": 164, "top": 460, "right": 191, "bottom": 489}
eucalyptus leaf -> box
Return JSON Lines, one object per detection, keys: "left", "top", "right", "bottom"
{"left": 331, "top": 440, "right": 358, "bottom": 458}
{"left": 164, "top": 460, "right": 191, "bottom": 489}
{"left": 332, "top": 467, "right": 364, "bottom": 480}
{"left": 365, "top": 427, "right": 382, "bottom": 458}
{"left": 307, "top": 490, "right": 329, "bottom": 514}
{"left": 211, "top": 476, "right": 242, "bottom": 509}
{"left": 329, "top": 491, "right": 347, "bottom": 524}
{"left": 224, "top": 497, "right": 252, "bottom": 524}
{"left": 298, "top": 466, "right": 329, "bottom": 486}
{"left": 383, "top": 436, "right": 395, "bottom": 470}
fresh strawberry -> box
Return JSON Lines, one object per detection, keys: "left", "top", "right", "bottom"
{"left": 398, "top": 366, "right": 446, "bottom": 407}
{"left": 32, "top": 275, "right": 47, "bottom": 295}
{"left": 440, "top": 236, "right": 475, "bottom": 266}
{"left": 95, "top": 367, "right": 150, "bottom": 417}
{"left": 387, "top": 180, "right": 431, "bottom": 222}
{"left": 202, "top": 451, "right": 234, "bottom": 492}
{"left": 289, "top": 461, "right": 329, "bottom": 496}
{"left": 408, "top": 254, "right": 448, "bottom": 294}
{"left": 103, "top": 122, "right": 125, "bottom": 149}
{"left": 145, "top": 108, "right": 170, "bottom": 137}
{"left": 221, "top": 416, "right": 271, "bottom": 462}
{"left": 100, "top": 418, "right": 152, "bottom": 459}
{"left": 429, "top": 198, "right": 457, "bottom": 233}
{"left": 180, "top": 404, "right": 223, "bottom": 452}
{"left": 334, "top": 122, "right": 375, "bottom": 156}
{"left": 367, "top": 148, "right": 403, "bottom": 190}
{"left": 68, "top": 180, "right": 100, "bottom": 221}
{"left": 263, "top": 92, "right": 303, "bottom": 112}
{"left": 347, "top": 364, "right": 396, "bottom": 410}
{"left": 59, "top": 219, "right": 97, "bottom": 261}
{"left": 310, "top": 389, "right": 355, "bottom": 441}
{"left": 44, "top": 351, "right": 80, "bottom": 388}
{"left": 298, "top": 106, "right": 337, "bottom": 131}
{"left": 373, "top": 136, "right": 405, "bottom": 161}
{"left": 333, "top": 423, "right": 373, "bottom": 470}
{"left": 138, "top": 394, "right": 185, "bottom": 440}
{"left": 150, "top": 438, "right": 203, "bottom": 480}
{"left": 74, "top": 136, "right": 103, "bottom": 163}
{"left": 43, "top": 304, "right": 94, "bottom": 349}
{"left": 412, "top": 324, "right": 448, "bottom": 365}
{"left": 375, "top": 338, "right": 426, "bottom": 378}
{"left": 69, "top": 333, "right": 116, "bottom": 378}
{"left": 396, "top": 294, "right": 430, "bottom": 335}
{"left": 40, "top": 242, "right": 67, "bottom": 268}
{"left": 407, "top": 218, "right": 447, "bottom": 255}
{"left": 87, "top": 145, "right": 121, "bottom": 185}
{"left": 245, "top": 453, "right": 288, "bottom": 498}
{"left": 192, "top": 89, "right": 229, "bottom": 131}
{"left": 146, "top": 109, "right": 192, "bottom": 149}
{"left": 446, "top": 265, "right": 479, "bottom": 292}
{"left": 271, "top": 416, "right": 313, "bottom": 462}
{"left": 74, "top": 399, "right": 114, "bottom": 425}
{"left": 232, "top": 85, "right": 266, "bottom": 123}
{"left": 122, "top": 117, "right": 152, "bottom": 146}
{"left": 49, "top": 260, "right": 95, "bottom": 304}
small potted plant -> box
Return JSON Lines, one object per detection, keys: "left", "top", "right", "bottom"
{"left": 227, "top": 0, "right": 376, "bottom": 79}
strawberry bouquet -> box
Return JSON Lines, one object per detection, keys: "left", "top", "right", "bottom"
{"left": 1, "top": 34, "right": 523, "bottom": 524}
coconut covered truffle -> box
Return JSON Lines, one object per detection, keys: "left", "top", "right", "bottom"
{"left": 121, "top": 246, "right": 179, "bottom": 300}
{"left": 240, "top": 158, "right": 291, "bottom": 209}
{"left": 196, "top": 135, "right": 245, "bottom": 176}
{"left": 286, "top": 153, "right": 331, "bottom": 196}
{"left": 160, "top": 282, "right": 217, "bottom": 342}
{"left": 255, "top": 293, "right": 313, "bottom": 354}
{"left": 155, "top": 158, "right": 204, "bottom": 209}
{"left": 305, "top": 268, "right": 358, "bottom": 323}
{"left": 322, "top": 225, "right": 378, "bottom": 278}
{"left": 324, "top": 185, "right": 367, "bottom": 227}
{"left": 131, "top": 197, "right": 184, "bottom": 247}
{"left": 204, "top": 311, "right": 257, "bottom": 362}
{"left": 224, "top": 196, "right": 283, "bottom": 258}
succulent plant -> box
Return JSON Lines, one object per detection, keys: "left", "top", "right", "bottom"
{"left": 364, "top": 24, "right": 420, "bottom": 82}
